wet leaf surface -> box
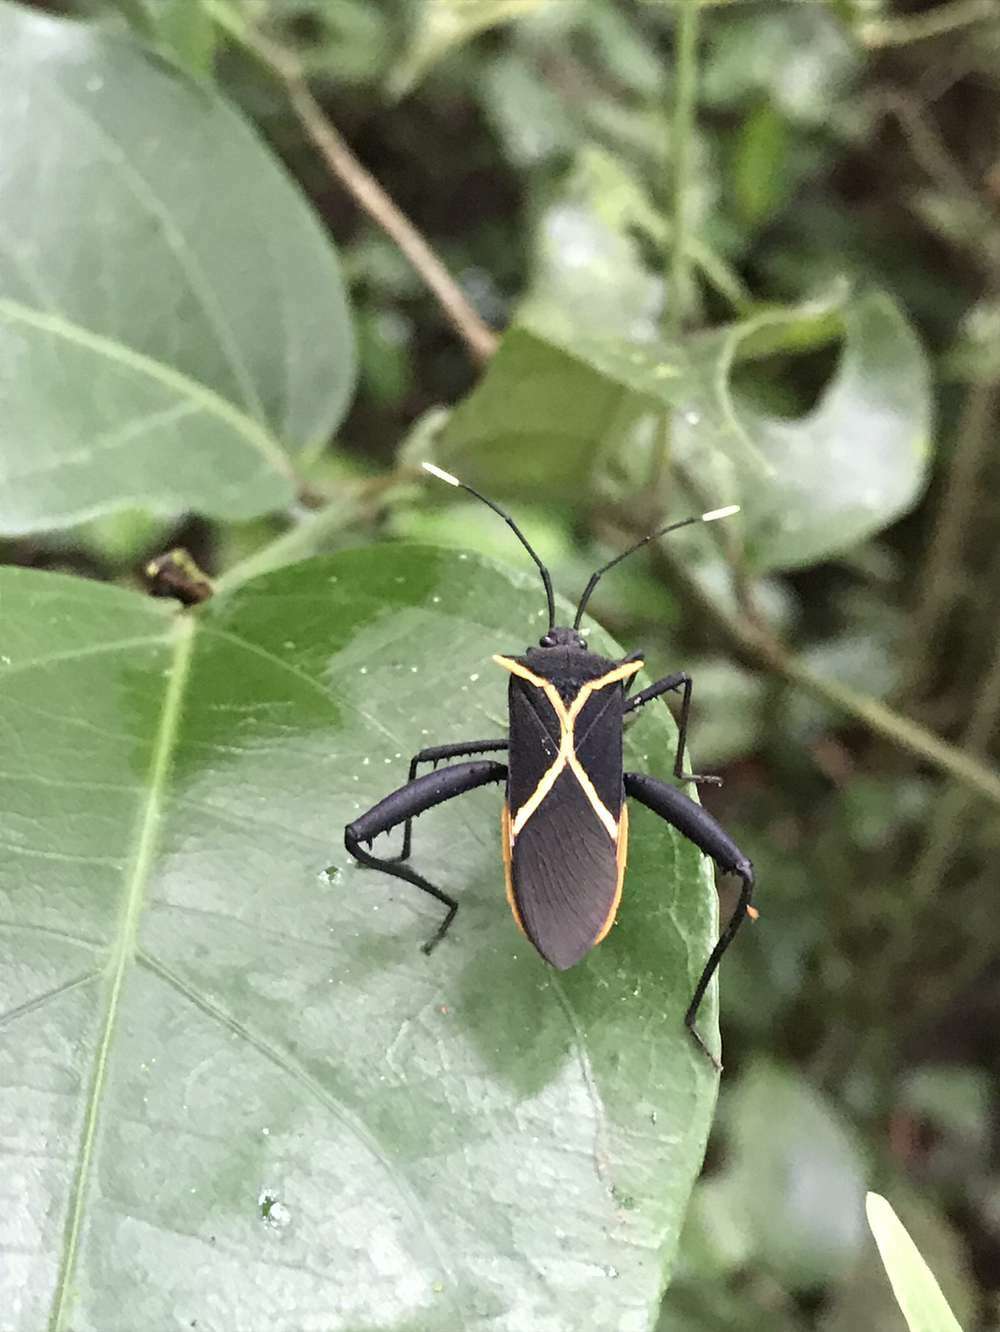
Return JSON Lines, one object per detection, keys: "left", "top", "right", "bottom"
{"left": 0, "top": 546, "right": 720, "bottom": 1331}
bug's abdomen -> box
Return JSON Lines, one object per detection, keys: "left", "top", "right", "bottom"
{"left": 506, "top": 770, "right": 625, "bottom": 970}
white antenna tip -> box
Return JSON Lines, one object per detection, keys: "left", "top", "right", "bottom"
{"left": 421, "top": 461, "right": 461, "bottom": 487}
{"left": 701, "top": 504, "right": 740, "bottom": 523}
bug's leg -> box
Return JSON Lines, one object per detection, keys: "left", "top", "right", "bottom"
{"left": 624, "top": 771, "right": 754, "bottom": 1071}
{"left": 344, "top": 759, "right": 508, "bottom": 953}
{"left": 383, "top": 738, "right": 508, "bottom": 863}
{"left": 624, "top": 671, "right": 721, "bottom": 787}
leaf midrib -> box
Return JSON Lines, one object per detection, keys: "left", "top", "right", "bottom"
{"left": 48, "top": 614, "right": 195, "bottom": 1332}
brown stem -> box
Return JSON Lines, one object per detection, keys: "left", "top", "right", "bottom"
{"left": 903, "top": 384, "right": 998, "bottom": 702}
{"left": 208, "top": 2, "right": 498, "bottom": 365}
{"left": 653, "top": 544, "right": 1000, "bottom": 808}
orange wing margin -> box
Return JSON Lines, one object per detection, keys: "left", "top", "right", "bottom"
{"left": 593, "top": 802, "right": 628, "bottom": 945}
{"left": 501, "top": 801, "right": 526, "bottom": 935}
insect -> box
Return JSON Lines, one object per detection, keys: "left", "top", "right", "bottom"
{"left": 344, "top": 462, "right": 755, "bottom": 1066}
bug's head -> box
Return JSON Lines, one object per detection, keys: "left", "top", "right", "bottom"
{"left": 535, "top": 626, "right": 587, "bottom": 651}
{"left": 419, "top": 462, "right": 739, "bottom": 635}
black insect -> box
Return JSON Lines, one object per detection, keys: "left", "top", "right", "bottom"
{"left": 344, "top": 462, "right": 755, "bottom": 1066}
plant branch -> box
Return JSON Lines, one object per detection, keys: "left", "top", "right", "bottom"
{"left": 860, "top": 0, "right": 998, "bottom": 48}
{"left": 922, "top": 602, "right": 1000, "bottom": 868}
{"left": 653, "top": 544, "right": 1000, "bottom": 808}
{"left": 666, "top": 0, "right": 701, "bottom": 337}
{"left": 881, "top": 611, "right": 1000, "bottom": 1009}
{"left": 881, "top": 89, "right": 1000, "bottom": 278}
{"left": 215, "top": 474, "right": 408, "bottom": 592}
{"left": 903, "top": 383, "right": 997, "bottom": 702}
{"left": 207, "top": 1, "right": 498, "bottom": 365}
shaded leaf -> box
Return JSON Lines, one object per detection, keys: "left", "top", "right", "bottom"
{"left": 702, "top": 9, "right": 860, "bottom": 129}
{"left": 433, "top": 290, "right": 930, "bottom": 573}
{"left": 732, "top": 102, "right": 793, "bottom": 227}
{"left": 148, "top": 0, "right": 218, "bottom": 77}
{"left": 0, "top": 2, "right": 355, "bottom": 535}
{"left": 712, "top": 1060, "right": 869, "bottom": 1288}
{"left": 0, "top": 548, "right": 720, "bottom": 1330}
{"left": 711, "top": 292, "right": 932, "bottom": 570}
{"left": 482, "top": 52, "right": 579, "bottom": 168}
{"left": 431, "top": 325, "right": 651, "bottom": 500}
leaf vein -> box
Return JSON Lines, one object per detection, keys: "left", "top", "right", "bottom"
{"left": 48, "top": 615, "right": 196, "bottom": 1332}
{"left": 0, "top": 299, "right": 293, "bottom": 483}
{"left": 136, "top": 947, "right": 463, "bottom": 1311}
{"left": 40, "top": 78, "right": 268, "bottom": 425}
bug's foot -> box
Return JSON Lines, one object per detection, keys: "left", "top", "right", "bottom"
{"left": 686, "top": 1023, "right": 723, "bottom": 1073}
{"left": 679, "top": 772, "right": 723, "bottom": 788}
{"left": 421, "top": 907, "right": 457, "bottom": 955}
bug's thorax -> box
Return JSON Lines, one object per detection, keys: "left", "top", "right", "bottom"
{"left": 495, "top": 647, "right": 642, "bottom": 839}
{"left": 494, "top": 645, "right": 635, "bottom": 701}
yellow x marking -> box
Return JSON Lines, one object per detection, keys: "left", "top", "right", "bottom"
{"left": 493, "top": 655, "right": 642, "bottom": 841}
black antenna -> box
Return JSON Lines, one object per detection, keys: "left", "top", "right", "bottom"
{"left": 573, "top": 505, "right": 740, "bottom": 629}
{"left": 422, "top": 462, "right": 557, "bottom": 632}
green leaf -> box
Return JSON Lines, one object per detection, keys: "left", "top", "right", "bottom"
{"left": 109, "top": 0, "right": 218, "bottom": 76}
{"left": 731, "top": 102, "right": 793, "bottom": 227}
{"left": 823, "top": 1185, "right": 975, "bottom": 1332}
{"left": 0, "top": 549, "right": 719, "bottom": 1329}
{"left": 712, "top": 1061, "right": 869, "bottom": 1288}
{"left": 0, "top": 2, "right": 355, "bottom": 536}
{"left": 390, "top": 0, "right": 548, "bottom": 95}
{"left": 866, "top": 1194, "right": 965, "bottom": 1332}
{"left": 702, "top": 9, "right": 860, "bottom": 129}
{"left": 710, "top": 291, "right": 932, "bottom": 571}
{"left": 431, "top": 325, "right": 652, "bottom": 500}
{"left": 149, "top": 0, "right": 218, "bottom": 77}
{"left": 434, "top": 290, "right": 930, "bottom": 573}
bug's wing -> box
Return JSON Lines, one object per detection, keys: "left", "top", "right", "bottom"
{"left": 506, "top": 769, "right": 627, "bottom": 970}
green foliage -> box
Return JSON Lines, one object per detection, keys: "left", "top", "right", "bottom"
{"left": 391, "top": 0, "right": 547, "bottom": 95}
{"left": 685, "top": 1062, "right": 869, "bottom": 1290}
{"left": 431, "top": 290, "right": 929, "bottom": 574}
{"left": 0, "top": 550, "right": 719, "bottom": 1328}
{"left": 3, "top": 0, "right": 999, "bottom": 1326}
{"left": 0, "top": 2, "right": 354, "bottom": 535}
{"left": 111, "top": 0, "right": 219, "bottom": 75}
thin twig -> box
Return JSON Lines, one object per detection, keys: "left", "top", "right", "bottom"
{"left": 860, "top": 0, "right": 998, "bottom": 48}
{"left": 207, "top": 1, "right": 498, "bottom": 365}
{"left": 215, "top": 474, "right": 407, "bottom": 592}
{"left": 903, "top": 384, "right": 997, "bottom": 702}
{"left": 653, "top": 544, "right": 1000, "bottom": 808}
{"left": 665, "top": 0, "right": 701, "bottom": 337}
{"left": 881, "top": 89, "right": 1000, "bottom": 277}
{"left": 880, "top": 610, "right": 1000, "bottom": 998}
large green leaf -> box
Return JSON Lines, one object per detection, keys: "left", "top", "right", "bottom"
{"left": 0, "top": 2, "right": 355, "bottom": 536}
{"left": 430, "top": 326, "right": 650, "bottom": 499}
{"left": 432, "top": 291, "right": 930, "bottom": 573}
{"left": 0, "top": 548, "right": 720, "bottom": 1330}
{"left": 691, "top": 292, "right": 932, "bottom": 572}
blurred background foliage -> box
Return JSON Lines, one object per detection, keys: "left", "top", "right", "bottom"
{"left": 10, "top": 0, "right": 1000, "bottom": 1326}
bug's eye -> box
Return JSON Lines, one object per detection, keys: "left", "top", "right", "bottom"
{"left": 540, "top": 633, "right": 555, "bottom": 647}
